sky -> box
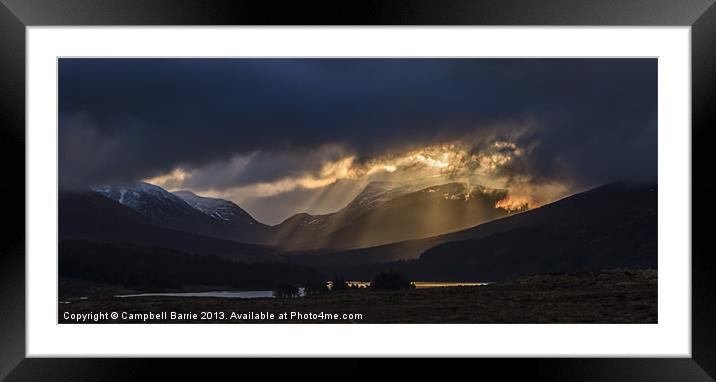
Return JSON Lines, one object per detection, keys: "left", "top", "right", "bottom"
{"left": 59, "top": 58, "right": 657, "bottom": 224}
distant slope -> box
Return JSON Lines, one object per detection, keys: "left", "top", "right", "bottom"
{"left": 59, "top": 240, "right": 323, "bottom": 291}
{"left": 409, "top": 183, "right": 657, "bottom": 281}
{"left": 409, "top": 216, "right": 655, "bottom": 281}
{"left": 267, "top": 181, "right": 423, "bottom": 246}
{"left": 293, "top": 183, "right": 658, "bottom": 276}
{"left": 59, "top": 189, "right": 278, "bottom": 261}
{"left": 271, "top": 182, "right": 511, "bottom": 250}
{"left": 173, "top": 189, "right": 262, "bottom": 226}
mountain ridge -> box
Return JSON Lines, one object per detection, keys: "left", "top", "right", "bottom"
{"left": 59, "top": 181, "right": 658, "bottom": 283}
{"left": 290, "top": 182, "right": 658, "bottom": 278}
{"left": 88, "top": 180, "right": 514, "bottom": 251}
{"left": 59, "top": 188, "right": 278, "bottom": 261}
{"left": 267, "top": 181, "right": 511, "bottom": 250}
{"left": 90, "top": 182, "right": 269, "bottom": 243}
{"left": 173, "top": 189, "right": 263, "bottom": 226}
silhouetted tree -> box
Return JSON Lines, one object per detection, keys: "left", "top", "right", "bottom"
{"left": 372, "top": 271, "right": 414, "bottom": 290}
{"left": 273, "top": 284, "right": 299, "bottom": 298}
{"left": 331, "top": 276, "right": 350, "bottom": 291}
{"left": 304, "top": 282, "right": 329, "bottom": 296}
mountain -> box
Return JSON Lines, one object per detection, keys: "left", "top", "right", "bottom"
{"left": 343, "top": 181, "right": 422, "bottom": 211}
{"left": 92, "top": 182, "right": 209, "bottom": 227}
{"left": 270, "top": 182, "right": 511, "bottom": 250}
{"left": 59, "top": 189, "right": 278, "bottom": 261}
{"left": 267, "top": 181, "right": 421, "bottom": 246}
{"left": 59, "top": 180, "right": 657, "bottom": 283}
{"left": 295, "top": 182, "right": 657, "bottom": 281}
{"left": 90, "top": 182, "right": 268, "bottom": 243}
{"left": 86, "top": 180, "right": 513, "bottom": 250}
{"left": 173, "top": 190, "right": 262, "bottom": 226}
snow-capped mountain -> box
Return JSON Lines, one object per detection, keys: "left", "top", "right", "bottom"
{"left": 59, "top": 188, "right": 277, "bottom": 260}
{"left": 173, "top": 190, "right": 260, "bottom": 226}
{"left": 342, "top": 181, "right": 424, "bottom": 211}
{"left": 91, "top": 182, "right": 205, "bottom": 223}
{"left": 90, "top": 182, "right": 267, "bottom": 243}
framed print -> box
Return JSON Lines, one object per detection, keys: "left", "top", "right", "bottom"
{"left": 1, "top": 0, "right": 715, "bottom": 380}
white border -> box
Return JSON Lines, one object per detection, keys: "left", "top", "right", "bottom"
{"left": 27, "top": 27, "right": 691, "bottom": 357}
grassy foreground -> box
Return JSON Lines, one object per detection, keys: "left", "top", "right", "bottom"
{"left": 59, "top": 269, "right": 657, "bottom": 324}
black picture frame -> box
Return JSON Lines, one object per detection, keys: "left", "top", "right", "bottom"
{"left": 1, "top": 0, "right": 714, "bottom": 380}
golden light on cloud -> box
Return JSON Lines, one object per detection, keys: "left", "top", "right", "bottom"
{"left": 495, "top": 181, "right": 570, "bottom": 212}
{"left": 145, "top": 137, "right": 570, "bottom": 215}
{"left": 144, "top": 168, "right": 191, "bottom": 190}
{"left": 495, "top": 194, "right": 535, "bottom": 212}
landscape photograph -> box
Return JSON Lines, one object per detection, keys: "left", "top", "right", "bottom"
{"left": 58, "top": 58, "right": 657, "bottom": 323}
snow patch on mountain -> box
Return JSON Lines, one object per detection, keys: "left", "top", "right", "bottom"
{"left": 90, "top": 182, "right": 202, "bottom": 222}
{"left": 173, "top": 190, "right": 258, "bottom": 225}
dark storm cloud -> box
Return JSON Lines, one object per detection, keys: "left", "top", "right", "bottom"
{"left": 59, "top": 58, "right": 657, "bottom": 188}
{"left": 174, "top": 145, "right": 352, "bottom": 191}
